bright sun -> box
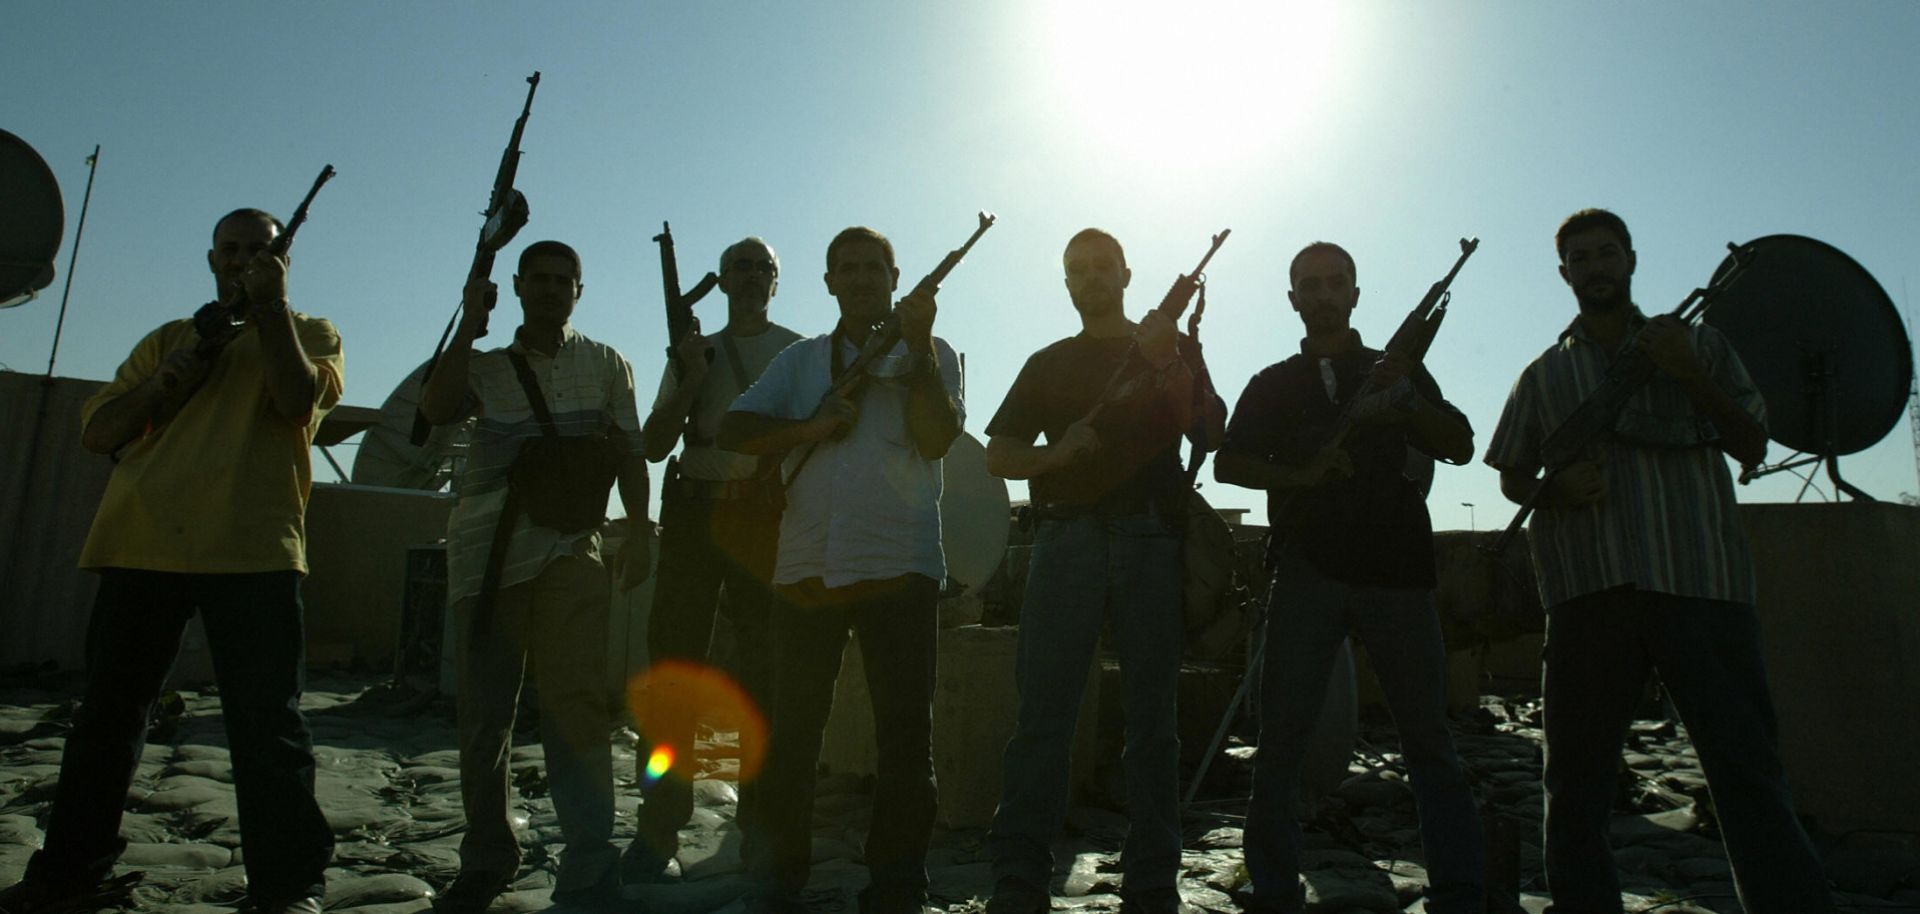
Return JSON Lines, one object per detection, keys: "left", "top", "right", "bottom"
{"left": 1043, "top": 0, "right": 1345, "bottom": 171}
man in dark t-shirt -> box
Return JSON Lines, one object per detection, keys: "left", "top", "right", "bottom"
{"left": 1215, "top": 242, "right": 1484, "bottom": 914}
{"left": 982, "top": 229, "right": 1226, "bottom": 914}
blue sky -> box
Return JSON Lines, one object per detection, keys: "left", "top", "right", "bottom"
{"left": 5, "top": 2, "right": 1918, "bottom": 527}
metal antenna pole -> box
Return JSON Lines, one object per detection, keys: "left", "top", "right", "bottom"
{"left": 45, "top": 145, "right": 100, "bottom": 378}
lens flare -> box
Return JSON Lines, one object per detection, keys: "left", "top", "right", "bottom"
{"left": 644, "top": 746, "right": 675, "bottom": 783}
{"left": 626, "top": 659, "right": 769, "bottom": 787}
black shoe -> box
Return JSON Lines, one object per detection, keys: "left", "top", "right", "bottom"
{"left": 549, "top": 870, "right": 622, "bottom": 911}
{"left": 859, "top": 884, "right": 936, "bottom": 914}
{"left": 0, "top": 874, "right": 142, "bottom": 914}
{"left": 434, "top": 871, "right": 513, "bottom": 914}
{"left": 1117, "top": 886, "right": 1183, "bottom": 914}
{"left": 984, "top": 877, "right": 1048, "bottom": 914}
{"left": 618, "top": 840, "right": 679, "bottom": 884}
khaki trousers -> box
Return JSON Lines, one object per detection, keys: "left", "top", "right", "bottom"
{"left": 454, "top": 555, "right": 617, "bottom": 893}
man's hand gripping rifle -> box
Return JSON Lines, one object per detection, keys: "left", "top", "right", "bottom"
{"left": 410, "top": 71, "right": 541, "bottom": 445}
{"left": 781, "top": 212, "right": 995, "bottom": 486}
{"left": 191, "top": 164, "right": 337, "bottom": 361}
{"left": 1319, "top": 236, "right": 1477, "bottom": 454}
{"left": 1484, "top": 241, "right": 1756, "bottom": 556}
{"left": 656, "top": 220, "right": 720, "bottom": 382}
{"left": 1080, "top": 229, "right": 1231, "bottom": 426}
{"left": 825, "top": 211, "right": 996, "bottom": 407}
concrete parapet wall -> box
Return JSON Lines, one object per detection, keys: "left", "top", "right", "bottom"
{"left": 1741, "top": 501, "right": 1920, "bottom": 834}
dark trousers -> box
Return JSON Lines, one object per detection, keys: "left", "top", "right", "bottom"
{"left": 1541, "top": 589, "right": 1835, "bottom": 914}
{"left": 26, "top": 569, "right": 333, "bottom": 902}
{"left": 1245, "top": 550, "right": 1483, "bottom": 914}
{"left": 634, "top": 489, "right": 780, "bottom": 859}
{"left": 989, "top": 511, "right": 1184, "bottom": 897}
{"left": 753, "top": 574, "right": 939, "bottom": 909}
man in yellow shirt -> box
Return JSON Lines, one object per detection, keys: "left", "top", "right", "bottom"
{"left": 0, "top": 209, "right": 343, "bottom": 914}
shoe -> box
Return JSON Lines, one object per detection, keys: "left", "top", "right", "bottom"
{"left": 549, "top": 870, "right": 622, "bottom": 911}
{"left": 0, "top": 874, "right": 141, "bottom": 914}
{"left": 434, "top": 871, "right": 514, "bottom": 914}
{"left": 1117, "top": 886, "right": 1184, "bottom": 914}
{"left": 618, "top": 839, "right": 679, "bottom": 884}
{"left": 859, "top": 883, "right": 936, "bottom": 914}
{"left": 255, "top": 896, "right": 324, "bottom": 914}
{"left": 984, "top": 877, "right": 1048, "bottom": 914}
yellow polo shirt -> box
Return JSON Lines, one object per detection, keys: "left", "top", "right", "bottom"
{"left": 77, "top": 312, "right": 344, "bottom": 574}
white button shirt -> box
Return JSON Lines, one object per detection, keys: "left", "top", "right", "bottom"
{"left": 730, "top": 331, "right": 964, "bottom": 588}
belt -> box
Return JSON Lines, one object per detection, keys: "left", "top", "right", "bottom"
{"left": 678, "top": 476, "right": 779, "bottom": 501}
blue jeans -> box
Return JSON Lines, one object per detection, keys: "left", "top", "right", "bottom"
{"left": 26, "top": 570, "right": 333, "bottom": 903}
{"left": 1245, "top": 549, "right": 1484, "bottom": 914}
{"left": 1542, "top": 590, "right": 1835, "bottom": 914}
{"left": 989, "top": 511, "right": 1184, "bottom": 896}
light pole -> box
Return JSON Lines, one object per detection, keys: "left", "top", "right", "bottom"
{"left": 1462, "top": 502, "right": 1476, "bottom": 532}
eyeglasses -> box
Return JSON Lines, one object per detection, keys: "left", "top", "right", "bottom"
{"left": 727, "top": 259, "right": 777, "bottom": 276}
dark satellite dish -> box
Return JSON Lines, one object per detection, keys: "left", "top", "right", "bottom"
{"left": 0, "top": 129, "right": 65, "bottom": 309}
{"left": 1703, "top": 235, "right": 1910, "bottom": 498}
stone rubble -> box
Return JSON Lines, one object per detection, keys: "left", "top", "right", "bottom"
{"left": 0, "top": 672, "right": 1914, "bottom": 914}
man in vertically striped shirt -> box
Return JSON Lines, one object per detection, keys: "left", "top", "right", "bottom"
{"left": 1485, "top": 209, "right": 1835, "bottom": 913}
{"left": 421, "top": 240, "right": 653, "bottom": 914}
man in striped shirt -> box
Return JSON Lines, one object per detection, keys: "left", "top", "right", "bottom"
{"left": 1485, "top": 209, "right": 1834, "bottom": 913}
{"left": 421, "top": 240, "right": 653, "bottom": 913}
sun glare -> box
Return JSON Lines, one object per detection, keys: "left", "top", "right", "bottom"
{"left": 1044, "top": 0, "right": 1344, "bottom": 171}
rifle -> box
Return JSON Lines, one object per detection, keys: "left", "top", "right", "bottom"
{"left": 655, "top": 221, "right": 720, "bottom": 381}
{"left": 783, "top": 211, "right": 996, "bottom": 485}
{"left": 1257, "top": 238, "right": 1477, "bottom": 535}
{"left": 824, "top": 211, "right": 996, "bottom": 404}
{"left": 410, "top": 71, "right": 541, "bottom": 445}
{"left": 1484, "top": 241, "right": 1756, "bottom": 556}
{"left": 1318, "top": 236, "right": 1477, "bottom": 447}
{"left": 1082, "top": 229, "right": 1230, "bottom": 423}
{"left": 191, "top": 164, "right": 337, "bottom": 360}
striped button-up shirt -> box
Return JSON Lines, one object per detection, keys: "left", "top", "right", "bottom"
{"left": 1484, "top": 308, "right": 1766, "bottom": 609}
{"left": 445, "top": 327, "right": 644, "bottom": 605}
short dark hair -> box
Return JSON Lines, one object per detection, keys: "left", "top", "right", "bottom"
{"left": 211, "top": 208, "right": 284, "bottom": 245}
{"left": 1555, "top": 209, "right": 1633, "bottom": 260}
{"left": 518, "top": 240, "right": 582, "bottom": 279}
{"left": 1289, "top": 241, "right": 1356, "bottom": 285}
{"left": 1063, "top": 228, "right": 1126, "bottom": 270}
{"left": 720, "top": 236, "right": 780, "bottom": 275}
{"left": 825, "top": 226, "right": 894, "bottom": 273}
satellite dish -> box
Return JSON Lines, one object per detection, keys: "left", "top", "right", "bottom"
{"left": 0, "top": 129, "right": 65, "bottom": 309}
{"left": 939, "top": 431, "right": 1010, "bottom": 593}
{"left": 349, "top": 359, "right": 469, "bottom": 490}
{"left": 1704, "top": 235, "right": 1911, "bottom": 458}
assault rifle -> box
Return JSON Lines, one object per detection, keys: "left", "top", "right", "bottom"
{"left": 824, "top": 211, "right": 996, "bottom": 404}
{"left": 1484, "top": 240, "right": 1756, "bottom": 556}
{"left": 1082, "top": 229, "right": 1230, "bottom": 422}
{"left": 410, "top": 71, "right": 541, "bottom": 445}
{"left": 782, "top": 211, "right": 996, "bottom": 485}
{"left": 1312, "top": 236, "right": 1478, "bottom": 452}
{"left": 191, "top": 164, "right": 337, "bottom": 360}
{"left": 655, "top": 221, "right": 719, "bottom": 381}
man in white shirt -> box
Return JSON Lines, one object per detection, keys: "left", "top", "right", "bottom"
{"left": 719, "top": 226, "right": 964, "bottom": 914}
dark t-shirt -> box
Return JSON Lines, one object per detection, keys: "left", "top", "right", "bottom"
{"left": 987, "top": 333, "right": 1213, "bottom": 512}
{"left": 1223, "top": 342, "right": 1468, "bottom": 588}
